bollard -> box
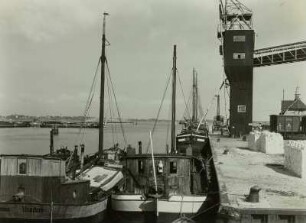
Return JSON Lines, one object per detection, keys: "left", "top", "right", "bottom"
{"left": 247, "top": 185, "right": 261, "bottom": 203}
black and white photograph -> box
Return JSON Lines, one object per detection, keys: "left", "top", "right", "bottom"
{"left": 0, "top": 0, "right": 306, "bottom": 222}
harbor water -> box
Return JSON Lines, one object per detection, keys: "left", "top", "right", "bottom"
{"left": 0, "top": 121, "right": 174, "bottom": 155}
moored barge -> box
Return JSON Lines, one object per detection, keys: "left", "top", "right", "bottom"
{"left": 0, "top": 154, "right": 108, "bottom": 223}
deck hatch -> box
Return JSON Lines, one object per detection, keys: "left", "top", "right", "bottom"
{"left": 170, "top": 161, "right": 177, "bottom": 174}
{"left": 138, "top": 160, "right": 144, "bottom": 173}
{"left": 278, "top": 215, "right": 295, "bottom": 223}
{"left": 18, "top": 158, "right": 27, "bottom": 175}
{"left": 251, "top": 214, "right": 268, "bottom": 223}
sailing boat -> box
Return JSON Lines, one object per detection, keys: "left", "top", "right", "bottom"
{"left": 0, "top": 13, "right": 122, "bottom": 223}
{"left": 176, "top": 68, "right": 209, "bottom": 157}
{"left": 111, "top": 45, "right": 209, "bottom": 223}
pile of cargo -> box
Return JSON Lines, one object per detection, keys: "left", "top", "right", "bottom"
{"left": 248, "top": 131, "right": 284, "bottom": 154}
{"left": 259, "top": 131, "right": 284, "bottom": 154}
{"left": 284, "top": 140, "right": 306, "bottom": 178}
{"left": 247, "top": 131, "right": 261, "bottom": 151}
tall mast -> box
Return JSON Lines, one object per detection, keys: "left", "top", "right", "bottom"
{"left": 98, "top": 12, "right": 109, "bottom": 156}
{"left": 216, "top": 94, "right": 220, "bottom": 117}
{"left": 192, "top": 68, "right": 198, "bottom": 122}
{"left": 171, "top": 45, "right": 177, "bottom": 154}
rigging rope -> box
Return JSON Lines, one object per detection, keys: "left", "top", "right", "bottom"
{"left": 196, "top": 73, "right": 230, "bottom": 131}
{"left": 106, "top": 72, "right": 116, "bottom": 145}
{"left": 177, "top": 70, "right": 191, "bottom": 120}
{"left": 105, "top": 58, "right": 128, "bottom": 147}
{"left": 223, "top": 74, "right": 229, "bottom": 121}
{"left": 223, "top": 82, "right": 228, "bottom": 121}
{"left": 190, "top": 202, "right": 220, "bottom": 220}
{"left": 182, "top": 89, "right": 192, "bottom": 121}
{"left": 146, "top": 72, "right": 172, "bottom": 153}
{"left": 198, "top": 94, "right": 204, "bottom": 119}
{"left": 196, "top": 85, "right": 223, "bottom": 131}
{"left": 74, "top": 58, "right": 101, "bottom": 145}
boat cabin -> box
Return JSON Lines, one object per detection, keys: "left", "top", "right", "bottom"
{"left": 0, "top": 155, "right": 90, "bottom": 204}
{"left": 123, "top": 154, "right": 207, "bottom": 197}
{"left": 176, "top": 133, "right": 208, "bottom": 157}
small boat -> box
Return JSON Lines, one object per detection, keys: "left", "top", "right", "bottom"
{"left": 111, "top": 46, "right": 211, "bottom": 223}
{"left": 111, "top": 153, "right": 208, "bottom": 223}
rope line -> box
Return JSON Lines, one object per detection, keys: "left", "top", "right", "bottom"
{"left": 182, "top": 89, "right": 192, "bottom": 121}
{"left": 177, "top": 70, "right": 191, "bottom": 120}
{"left": 105, "top": 58, "right": 128, "bottom": 147}
{"left": 74, "top": 58, "right": 101, "bottom": 145}
{"left": 190, "top": 202, "right": 220, "bottom": 219}
{"left": 146, "top": 72, "right": 172, "bottom": 153}
{"left": 106, "top": 71, "right": 115, "bottom": 145}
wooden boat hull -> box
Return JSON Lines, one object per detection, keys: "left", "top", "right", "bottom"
{"left": 111, "top": 194, "right": 206, "bottom": 223}
{"left": 0, "top": 197, "right": 108, "bottom": 223}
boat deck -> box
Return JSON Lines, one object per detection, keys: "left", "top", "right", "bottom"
{"left": 210, "top": 135, "right": 306, "bottom": 215}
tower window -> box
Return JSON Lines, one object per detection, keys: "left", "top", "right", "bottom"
{"left": 233, "top": 35, "right": 246, "bottom": 42}
{"left": 233, "top": 53, "right": 246, "bottom": 59}
{"left": 237, "top": 105, "right": 247, "bottom": 113}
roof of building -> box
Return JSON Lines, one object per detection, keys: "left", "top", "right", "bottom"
{"left": 281, "top": 98, "right": 306, "bottom": 112}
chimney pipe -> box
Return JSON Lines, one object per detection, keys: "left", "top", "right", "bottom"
{"left": 72, "top": 146, "right": 78, "bottom": 180}
{"left": 138, "top": 141, "right": 142, "bottom": 154}
{"left": 80, "top": 144, "right": 85, "bottom": 170}
{"left": 50, "top": 129, "right": 54, "bottom": 155}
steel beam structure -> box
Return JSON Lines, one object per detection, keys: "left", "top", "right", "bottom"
{"left": 218, "top": 0, "right": 306, "bottom": 137}
{"left": 254, "top": 41, "right": 306, "bottom": 67}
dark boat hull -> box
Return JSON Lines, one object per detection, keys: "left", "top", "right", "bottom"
{"left": 0, "top": 198, "right": 108, "bottom": 223}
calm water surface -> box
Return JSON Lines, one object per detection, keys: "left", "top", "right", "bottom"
{"left": 0, "top": 121, "right": 179, "bottom": 155}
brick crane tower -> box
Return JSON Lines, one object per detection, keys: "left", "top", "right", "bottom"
{"left": 217, "top": 0, "right": 306, "bottom": 137}
{"left": 218, "top": 0, "right": 254, "bottom": 137}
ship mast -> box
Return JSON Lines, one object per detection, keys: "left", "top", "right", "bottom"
{"left": 216, "top": 94, "right": 220, "bottom": 118}
{"left": 171, "top": 45, "right": 177, "bottom": 154}
{"left": 192, "top": 68, "right": 198, "bottom": 122}
{"left": 98, "top": 12, "right": 109, "bottom": 156}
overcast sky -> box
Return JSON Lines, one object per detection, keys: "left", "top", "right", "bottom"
{"left": 1, "top": 0, "right": 306, "bottom": 121}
